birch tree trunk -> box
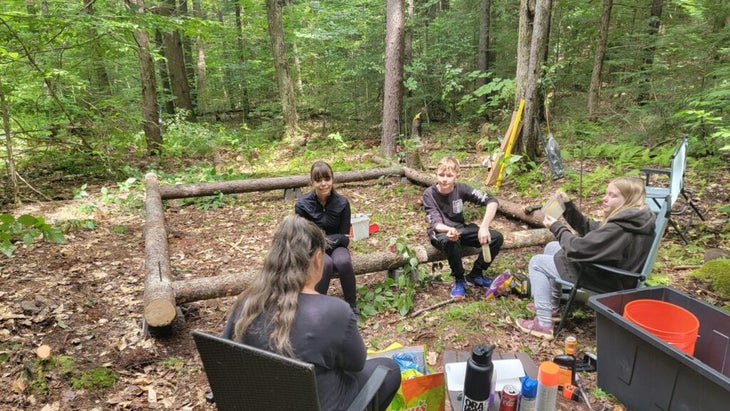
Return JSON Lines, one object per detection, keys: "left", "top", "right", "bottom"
{"left": 519, "top": 0, "right": 551, "bottom": 160}
{"left": 193, "top": 0, "right": 208, "bottom": 114}
{"left": 381, "top": 0, "right": 405, "bottom": 158}
{"left": 587, "top": 0, "right": 613, "bottom": 120}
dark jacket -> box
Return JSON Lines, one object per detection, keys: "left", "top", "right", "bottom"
{"left": 552, "top": 201, "right": 656, "bottom": 287}
{"left": 295, "top": 190, "right": 351, "bottom": 251}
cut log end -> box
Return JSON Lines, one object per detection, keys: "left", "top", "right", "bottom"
{"left": 144, "top": 299, "right": 177, "bottom": 328}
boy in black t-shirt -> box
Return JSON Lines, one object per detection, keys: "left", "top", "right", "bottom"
{"left": 422, "top": 156, "right": 504, "bottom": 299}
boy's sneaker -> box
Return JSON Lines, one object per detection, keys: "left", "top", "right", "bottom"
{"left": 465, "top": 273, "right": 492, "bottom": 288}
{"left": 515, "top": 317, "right": 554, "bottom": 340}
{"left": 450, "top": 279, "right": 466, "bottom": 299}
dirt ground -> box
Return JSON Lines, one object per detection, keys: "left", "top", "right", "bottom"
{"left": 1, "top": 153, "right": 728, "bottom": 411}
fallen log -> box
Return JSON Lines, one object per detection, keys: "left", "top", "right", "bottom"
{"left": 142, "top": 173, "right": 177, "bottom": 330}
{"left": 158, "top": 166, "right": 405, "bottom": 199}
{"left": 172, "top": 228, "right": 553, "bottom": 304}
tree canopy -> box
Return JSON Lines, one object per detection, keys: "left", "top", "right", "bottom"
{"left": 0, "top": 0, "right": 728, "bottom": 200}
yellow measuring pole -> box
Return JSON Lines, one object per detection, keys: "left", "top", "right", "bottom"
{"left": 495, "top": 99, "right": 524, "bottom": 188}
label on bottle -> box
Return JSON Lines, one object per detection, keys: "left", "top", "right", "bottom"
{"left": 462, "top": 396, "right": 488, "bottom": 411}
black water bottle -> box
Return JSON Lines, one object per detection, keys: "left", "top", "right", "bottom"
{"left": 462, "top": 344, "right": 495, "bottom": 411}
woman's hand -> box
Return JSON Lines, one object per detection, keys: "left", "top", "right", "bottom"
{"left": 543, "top": 214, "right": 558, "bottom": 229}
{"left": 555, "top": 190, "right": 569, "bottom": 203}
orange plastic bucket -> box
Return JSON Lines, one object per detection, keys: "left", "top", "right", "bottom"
{"left": 623, "top": 299, "right": 699, "bottom": 356}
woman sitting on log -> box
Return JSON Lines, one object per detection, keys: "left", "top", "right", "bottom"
{"left": 294, "top": 160, "right": 359, "bottom": 314}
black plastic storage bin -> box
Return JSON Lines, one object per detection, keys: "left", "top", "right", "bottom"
{"left": 588, "top": 286, "right": 730, "bottom": 411}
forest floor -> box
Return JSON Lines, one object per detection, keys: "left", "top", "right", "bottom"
{"left": 1, "top": 146, "right": 728, "bottom": 411}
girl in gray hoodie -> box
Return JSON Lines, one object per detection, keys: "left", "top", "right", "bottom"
{"left": 516, "top": 177, "right": 656, "bottom": 339}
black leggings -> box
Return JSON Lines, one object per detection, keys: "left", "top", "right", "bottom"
{"left": 315, "top": 246, "right": 357, "bottom": 308}
{"left": 352, "top": 357, "right": 402, "bottom": 411}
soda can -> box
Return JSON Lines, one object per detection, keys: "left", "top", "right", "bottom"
{"left": 499, "top": 384, "right": 519, "bottom": 411}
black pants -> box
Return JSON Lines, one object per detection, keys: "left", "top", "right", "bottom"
{"left": 352, "top": 357, "right": 402, "bottom": 411}
{"left": 430, "top": 223, "right": 503, "bottom": 279}
{"left": 315, "top": 246, "right": 357, "bottom": 308}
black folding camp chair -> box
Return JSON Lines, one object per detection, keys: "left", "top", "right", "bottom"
{"left": 192, "top": 330, "right": 387, "bottom": 411}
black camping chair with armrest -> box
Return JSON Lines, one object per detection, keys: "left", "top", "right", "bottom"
{"left": 553, "top": 196, "right": 670, "bottom": 337}
{"left": 641, "top": 136, "right": 704, "bottom": 244}
{"left": 192, "top": 330, "right": 387, "bottom": 411}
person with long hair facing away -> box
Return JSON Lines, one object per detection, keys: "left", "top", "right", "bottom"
{"left": 295, "top": 160, "right": 359, "bottom": 314}
{"left": 516, "top": 177, "right": 656, "bottom": 340}
{"left": 222, "top": 215, "right": 401, "bottom": 411}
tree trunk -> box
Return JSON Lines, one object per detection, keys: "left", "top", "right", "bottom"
{"left": 636, "top": 0, "right": 663, "bottom": 104}
{"left": 83, "top": 2, "right": 111, "bottom": 94}
{"left": 172, "top": 228, "right": 553, "bottom": 304}
{"left": 265, "top": 0, "right": 300, "bottom": 141}
{"left": 158, "top": 166, "right": 405, "bottom": 199}
{"left": 193, "top": 0, "right": 208, "bottom": 114}
{"left": 520, "top": 0, "right": 551, "bottom": 160}
{"left": 587, "top": 0, "right": 613, "bottom": 120}
{"left": 476, "top": 0, "right": 492, "bottom": 108}
{"left": 142, "top": 173, "right": 177, "bottom": 329}
{"left": 162, "top": 0, "right": 194, "bottom": 117}
{"left": 127, "top": 0, "right": 163, "bottom": 155}
{"left": 0, "top": 76, "right": 20, "bottom": 206}
{"left": 404, "top": 0, "right": 414, "bottom": 69}
{"left": 515, "top": 0, "right": 534, "bottom": 109}
{"left": 381, "top": 0, "right": 405, "bottom": 158}
{"left": 235, "top": 2, "right": 251, "bottom": 121}
{"left": 154, "top": 29, "right": 175, "bottom": 116}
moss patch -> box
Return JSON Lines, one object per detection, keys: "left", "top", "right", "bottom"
{"left": 69, "top": 367, "right": 117, "bottom": 390}
{"left": 691, "top": 258, "right": 730, "bottom": 299}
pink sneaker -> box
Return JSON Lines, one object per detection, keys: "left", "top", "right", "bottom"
{"left": 515, "top": 317, "right": 554, "bottom": 340}
{"left": 526, "top": 302, "right": 562, "bottom": 321}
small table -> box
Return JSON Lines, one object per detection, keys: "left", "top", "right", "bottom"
{"left": 443, "top": 351, "right": 538, "bottom": 411}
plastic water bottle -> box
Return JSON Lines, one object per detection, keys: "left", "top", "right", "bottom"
{"left": 518, "top": 375, "right": 537, "bottom": 411}
{"left": 462, "top": 344, "right": 495, "bottom": 411}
